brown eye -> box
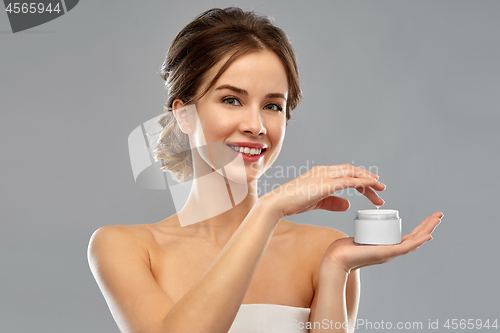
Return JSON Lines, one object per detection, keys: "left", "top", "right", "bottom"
{"left": 264, "top": 104, "right": 283, "bottom": 112}
{"left": 223, "top": 97, "right": 241, "bottom": 106}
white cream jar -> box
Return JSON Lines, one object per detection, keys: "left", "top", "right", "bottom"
{"left": 354, "top": 209, "right": 402, "bottom": 245}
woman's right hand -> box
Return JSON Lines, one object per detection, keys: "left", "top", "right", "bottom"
{"left": 261, "top": 164, "right": 386, "bottom": 219}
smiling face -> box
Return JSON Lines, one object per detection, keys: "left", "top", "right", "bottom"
{"left": 175, "top": 50, "right": 289, "bottom": 183}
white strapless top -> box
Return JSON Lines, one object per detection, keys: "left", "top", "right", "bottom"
{"left": 228, "top": 304, "right": 311, "bottom": 333}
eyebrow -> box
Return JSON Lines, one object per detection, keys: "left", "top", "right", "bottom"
{"left": 215, "top": 84, "right": 287, "bottom": 100}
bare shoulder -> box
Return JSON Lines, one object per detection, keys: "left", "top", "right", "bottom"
{"left": 87, "top": 223, "right": 158, "bottom": 264}
{"left": 275, "top": 219, "right": 349, "bottom": 267}
{"left": 282, "top": 221, "right": 352, "bottom": 293}
{"left": 87, "top": 223, "right": 177, "bottom": 333}
{"left": 89, "top": 223, "right": 155, "bottom": 245}
{"left": 279, "top": 219, "right": 348, "bottom": 245}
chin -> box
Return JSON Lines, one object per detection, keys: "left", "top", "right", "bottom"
{"left": 219, "top": 165, "right": 259, "bottom": 184}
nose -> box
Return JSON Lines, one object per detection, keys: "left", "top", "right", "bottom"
{"left": 239, "top": 106, "right": 266, "bottom": 136}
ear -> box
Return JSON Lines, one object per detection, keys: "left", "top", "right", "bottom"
{"left": 172, "top": 99, "right": 195, "bottom": 135}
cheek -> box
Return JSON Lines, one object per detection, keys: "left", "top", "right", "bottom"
{"left": 270, "top": 120, "right": 286, "bottom": 144}
{"left": 199, "top": 113, "right": 234, "bottom": 140}
{"left": 267, "top": 121, "right": 286, "bottom": 156}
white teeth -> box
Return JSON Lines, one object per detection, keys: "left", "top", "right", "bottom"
{"left": 228, "top": 145, "right": 263, "bottom": 156}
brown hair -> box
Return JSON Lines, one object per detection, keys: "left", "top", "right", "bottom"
{"left": 154, "top": 7, "right": 301, "bottom": 183}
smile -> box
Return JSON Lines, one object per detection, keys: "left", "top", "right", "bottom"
{"left": 228, "top": 145, "right": 263, "bottom": 156}
{"left": 226, "top": 143, "right": 268, "bottom": 162}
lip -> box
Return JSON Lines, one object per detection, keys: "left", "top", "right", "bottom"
{"left": 226, "top": 142, "right": 268, "bottom": 150}
{"left": 226, "top": 142, "right": 268, "bottom": 162}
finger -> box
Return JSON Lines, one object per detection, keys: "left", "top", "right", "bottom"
{"left": 401, "top": 213, "right": 443, "bottom": 241}
{"left": 433, "top": 211, "right": 444, "bottom": 219}
{"left": 412, "top": 213, "right": 443, "bottom": 237}
{"left": 341, "top": 164, "right": 379, "bottom": 180}
{"left": 370, "top": 180, "right": 386, "bottom": 191}
{"left": 315, "top": 196, "right": 350, "bottom": 212}
{"left": 355, "top": 186, "right": 385, "bottom": 206}
{"left": 420, "top": 213, "right": 442, "bottom": 235}
{"left": 297, "top": 177, "right": 381, "bottom": 205}
{"left": 305, "top": 164, "right": 380, "bottom": 181}
{"left": 401, "top": 223, "right": 423, "bottom": 242}
{"left": 401, "top": 218, "right": 427, "bottom": 241}
{"left": 401, "top": 233, "right": 433, "bottom": 253}
{"left": 323, "top": 177, "right": 380, "bottom": 193}
{"left": 301, "top": 166, "right": 386, "bottom": 195}
{"left": 401, "top": 233, "right": 412, "bottom": 242}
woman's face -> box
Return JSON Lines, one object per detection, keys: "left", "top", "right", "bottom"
{"left": 189, "top": 50, "right": 289, "bottom": 183}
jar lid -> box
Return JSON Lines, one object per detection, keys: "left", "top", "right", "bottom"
{"left": 356, "top": 209, "right": 400, "bottom": 220}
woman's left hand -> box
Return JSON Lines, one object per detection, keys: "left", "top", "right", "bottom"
{"left": 321, "top": 212, "right": 443, "bottom": 273}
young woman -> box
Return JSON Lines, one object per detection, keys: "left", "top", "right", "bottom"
{"left": 88, "top": 7, "right": 442, "bottom": 333}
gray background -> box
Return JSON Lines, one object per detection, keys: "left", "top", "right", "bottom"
{"left": 1, "top": 0, "right": 499, "bottom": 332}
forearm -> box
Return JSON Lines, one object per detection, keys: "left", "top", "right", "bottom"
{"left": 311, "top": 261, "right": 351, "bottom": 333}
{"left": 162, "top": 198, "right": 280, "bottom": 333}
